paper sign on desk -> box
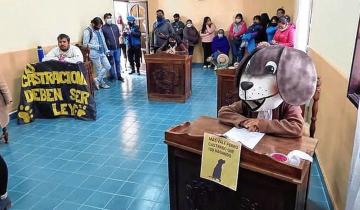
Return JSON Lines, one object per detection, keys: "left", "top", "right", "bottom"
{"left": 200, "top": 133, "right": 241, "bottom": 191}
{"left": 224, "top": 127, "right": 265, "bottom": 150}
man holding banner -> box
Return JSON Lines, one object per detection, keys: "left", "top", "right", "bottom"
{"left": 43, "top": 34, "right": 83, "bottom": 64}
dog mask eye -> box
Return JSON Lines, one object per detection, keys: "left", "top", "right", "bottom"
{"left": 265, "top": 61, "right": 277, "bottom": 74}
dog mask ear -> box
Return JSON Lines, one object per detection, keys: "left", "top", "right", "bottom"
{"left": 277, "top": 47, "right": 317, "bottom": 105}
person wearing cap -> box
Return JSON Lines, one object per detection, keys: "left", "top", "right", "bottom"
{"left": 102, "top": 13, "right": 124, "bottom": 82}
{"left": 271, "top": 16, "right": 295, "bottom": 47}
{"left": 124, "top": 16, "right": 142, "bottom": 75}
{"left": 171, "top": 13, "right": 185, "bottom": 40}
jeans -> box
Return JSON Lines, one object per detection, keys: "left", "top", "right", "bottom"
{"left": 91, "top": 53, "right": 111, "bottom": 85}
{"left": 230, "top": 39, "right": 242, "bottom": 63}
{"left": 108, "top": 49, "right": 122, "bottom": 80}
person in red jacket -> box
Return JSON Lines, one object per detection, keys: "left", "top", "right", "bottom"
{"left": 228, "top": 13, "right": 247, "bottom": 63}
{"left": 271, "top": 16, "right": 295, "bottom": 47}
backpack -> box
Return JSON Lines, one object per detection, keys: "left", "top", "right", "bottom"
{"left": 85, "top": 27, "right": 93, "bottom": 43}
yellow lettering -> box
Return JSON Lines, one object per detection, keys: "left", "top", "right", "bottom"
{"left": 60, "top": 103, "right": 68, "bottom": 115}
{"left": 24, "top": 90, "right": 33, "bottom": 103}
{"left": 52, "top": 103, "right": 61, "bottom": 116}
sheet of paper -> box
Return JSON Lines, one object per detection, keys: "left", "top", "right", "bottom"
{"left": 224, "top": 127, "right": 265, "bottom": 149}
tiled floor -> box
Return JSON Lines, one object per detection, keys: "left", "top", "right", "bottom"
{"left": 1, "top": 64, "right": 332, "bottom": 210}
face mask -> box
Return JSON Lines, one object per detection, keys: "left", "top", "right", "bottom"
{"left": 218, "top": 34, "right": 224, "bottom": 38}
{"left": 174, "top": 19, "right": 179, "bottom": 22}
{"left": 106, "top": 18, "right": 112, "bottom": 24}
{"left": 157, "top": 16, "right": 163, "bottom": 21}
{"left": 186, "top": 23, "right": 192, "bottom": 27}
{"left": 235, "top": 18, "right": 241, "bottom": 23}
{"left": 94, "top": 26, "right": 101, "bottom": 30}
{"left": 128, "top": 22, "right": 134, "bottom": 26}
{"left": 169, "top": 42, "right": 176, "bottom": 47}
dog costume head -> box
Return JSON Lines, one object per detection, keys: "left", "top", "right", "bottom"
{"left": 236, "top": 46, "right": 317, "bottom": 112}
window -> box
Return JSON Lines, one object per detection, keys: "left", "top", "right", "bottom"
{"left": 348, "top": 18, "right": 360, "bottom": 108}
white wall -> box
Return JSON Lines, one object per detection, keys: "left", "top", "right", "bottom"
{"left": 309, "top": 0, "right": 360, "bottom": 76}
{"left": 0, "top": 0, "right": 114, "bottom": 53}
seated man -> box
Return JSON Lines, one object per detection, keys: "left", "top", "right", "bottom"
{"left": 43, "top": 34, "right": 83, "bottom": 63}
{"left": 156, "top": 35, "right": 187, "bottom": 54}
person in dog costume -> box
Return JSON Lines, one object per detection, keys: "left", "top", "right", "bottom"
{"left": 218, "top": 46, "right": 317, "bottom": 138}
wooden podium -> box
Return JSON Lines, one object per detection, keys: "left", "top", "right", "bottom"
{"left": 144, "top": 53, "right": 192, "bottom": 102}
{"left": 165, "top": 116, "right": 318, "bottom": 210}
{"left": 216, "top": 68, "right": 239, "bottom": 112}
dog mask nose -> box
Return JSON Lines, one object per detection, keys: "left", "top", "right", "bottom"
{"left": 240, "top": 81, "right": 254, "bottom": 91}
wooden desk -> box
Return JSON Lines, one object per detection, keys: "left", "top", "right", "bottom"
{"left": 216, "top": 69, "right": 239, "bottom": 113}
{"left": 165, "top": 116, "right": 318, "bottom": 210}
{"left": 144, "top": 53, "right": 192, "bottom": 102}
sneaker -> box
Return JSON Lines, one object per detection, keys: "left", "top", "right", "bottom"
{"left": 137, "top": 71, "right": 140, "bottom": 75}
{"left": 93, "top": 78, "right": 100, "bottom": 90}
{"left": 203, "top": 65, "right": 207, "bottom": 69}
{"left": 207, "top": 65, "right": 212, "bottom": 68}
{"left": 118, "top": 77, "right": 125, "bottom": 82}
{"left": 0, "top": 196, "right": 12, "bottom": 210}
{"left": 100, "top": 83, "right": 110, "bottom": 89}
{"left": 129, "top": 70, "right": 135, "bottom": 75}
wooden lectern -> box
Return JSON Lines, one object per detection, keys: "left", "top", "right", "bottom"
{"left": 165, "top": 116, "right": 318, "bottom": 210}
{"left": 144, "top": 53, "right": 192, "bottom": 102}
{"left": 216, "top": 68, "right": 240, "bottom": 112}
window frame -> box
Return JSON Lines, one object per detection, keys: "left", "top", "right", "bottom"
{"left": 347, "top": 17, "right": 360, "bottom": 108}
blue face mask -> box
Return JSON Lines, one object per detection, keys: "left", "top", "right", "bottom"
{"left": 157, "top": 16, "right": 163, "bottom": 22}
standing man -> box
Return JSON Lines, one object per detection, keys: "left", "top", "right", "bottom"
{"left": 83, "top": 17, "right": 111, "bottom": 89}
{"left": 43, "top": 34, "right": 83, "bottom": 63}
{"left": 151, "top": 9, "right": 175, "bottom": 52}
{"left": 171, "top": 13, "right": 185, "bottom": 40}
{"left": 124, "top": 16, "right": 142, "bottom": 75}
{"left": 102, "top": 13, "right": 124, "bottom": 82}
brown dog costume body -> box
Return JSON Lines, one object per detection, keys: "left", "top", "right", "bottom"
{"left": 219, "top": 46, "right": 317, "bottom": 138}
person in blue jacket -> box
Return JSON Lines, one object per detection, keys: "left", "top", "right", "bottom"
{"left": 211, "top": 29, "right": 230, "bottom": 55}
{"left": 241, "top": 15, "right": 264, "bottom": 53}
{"left": 124, "top": 16, "right": 142, "bottom": 75}
{"left": 266, "top": 16, "right": 279, "bottom": 43}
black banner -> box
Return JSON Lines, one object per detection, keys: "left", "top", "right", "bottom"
{"left": 17, "top": 61, "right": 96, "bottom": 124}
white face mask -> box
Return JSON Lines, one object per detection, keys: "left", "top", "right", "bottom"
{"left": 218, "top": 34, "right": 224, "bottom": 38}
{"left": 106, "top": 18, "right": 112, "bottom": 24}
{"left": 186, "top": 23, "right": 192, "bottom": 27}
{"left": 235, "top": 18, "right": 241, "bottom": 23}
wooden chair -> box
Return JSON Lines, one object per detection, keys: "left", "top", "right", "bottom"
{"left": 302, "top": 76, "right": 321, "bottom": 138}
{"left": 75, "top": 44, "right": 95, "bottom": 96}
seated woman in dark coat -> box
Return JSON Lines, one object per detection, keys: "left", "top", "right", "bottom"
{"left": 156, "top": 35, "right": 188, "bottom": 54}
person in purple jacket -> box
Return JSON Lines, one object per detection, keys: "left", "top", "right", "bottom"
{"left": 211, "top": 29, "right": 230, "bottom": 55}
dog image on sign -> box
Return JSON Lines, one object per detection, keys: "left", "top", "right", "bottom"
{"left": 200, "top": 133, "right": 241, "bottom": 191}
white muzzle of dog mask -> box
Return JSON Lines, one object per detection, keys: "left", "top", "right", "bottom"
{"left": 239, "top": 61, "right": 283, "bottom": 112}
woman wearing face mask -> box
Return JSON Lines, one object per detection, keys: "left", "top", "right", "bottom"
{"left": 229, "top": 13, "right": 247, "bottom": 63}
{"left": 200, "top": 17, "right": 216, "bottom": 68}
{"left": 266, "top": 16, "right": 279, "bottom": 42}
{"left": 211, "top": 29, "right": 230, "bottom": 56}
{"left": 271, "top": 16, "right": 295, "bottom": 47}
{"left": 183, "top": 19, "right": 200, "bottom": 55}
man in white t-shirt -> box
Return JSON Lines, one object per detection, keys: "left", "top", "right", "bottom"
{"left": 43, "top": 34, "right": 83, "bottom": 63}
